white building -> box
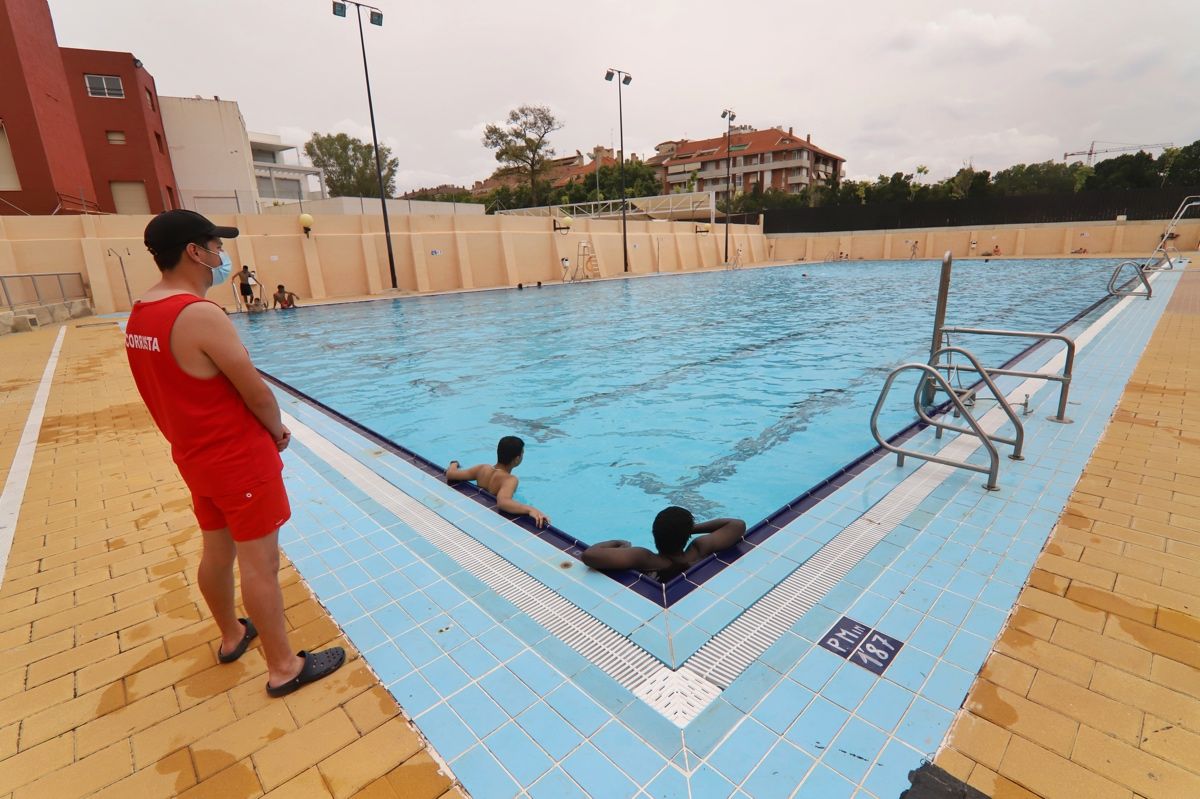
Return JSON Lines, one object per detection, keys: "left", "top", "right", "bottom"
{"left": 248, "top": 132, "right": 326, "bottom": 207}
{"left": 159, "top": 96, "right": 260, "bottom": 214}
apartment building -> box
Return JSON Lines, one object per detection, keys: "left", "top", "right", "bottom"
{"left": 658, "top": 126, "right": 845, "bottom": 202}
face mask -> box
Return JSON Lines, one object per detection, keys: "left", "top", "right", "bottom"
{"left": 197, "top": 246, "right": 232, "bottom": 286}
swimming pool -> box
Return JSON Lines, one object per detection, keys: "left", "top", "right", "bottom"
{"left": 237, "top": 258, "right": 1122, "bottom": 547}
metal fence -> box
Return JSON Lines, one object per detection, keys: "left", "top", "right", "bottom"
{"left": 764, "top": 185, "right": 1200, "bottom": 234}
{"left": 0, "top": 272, "right": 88, "bottom": 312}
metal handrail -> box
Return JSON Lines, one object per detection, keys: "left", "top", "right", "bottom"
{"left": 938, "top": 326, "right": 1076, "bottom": 423}
{"left": 1144, "top": 195, "right": 1200, "bottom": 270}
{"left": 1108, "top": 260, "right": 1152, "bottom": 300}
{"left": 871, "top": 362, "right": 1002, "bottom": 490}
{"left": 925, "top": 346, "right": 1025, "bottom": 460}
{"left": 0, "top": 271, "right": 88, "bottom": 312}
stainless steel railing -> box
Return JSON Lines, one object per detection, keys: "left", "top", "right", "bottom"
{"left": 1107, "top": 261, "right": 1152, "bottom": 299}
{"left": 0, "top": 272, "right": 88, "bottom": 312}
{"left": 925, "top": 345, "right": 1025, "bottom": 460}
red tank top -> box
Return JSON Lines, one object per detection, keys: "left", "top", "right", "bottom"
{"left": 125, "top": 293, "right": 282, "bottom": 496}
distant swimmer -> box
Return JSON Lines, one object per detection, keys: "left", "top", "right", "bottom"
{"left": 581, "top": 506, "right": 746, "bottom": 581}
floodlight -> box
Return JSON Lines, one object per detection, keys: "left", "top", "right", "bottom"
{"left": 605, "top": 70, "right": 615, "bottom": 81}
{"left": 332, "top": 1, "right": 346, "bottom": 16}
{"left": 369, "top": 10, "right": 383, "bottom": 25}
{"left": 622, "top": 74, "right": 631, "bottom": 85}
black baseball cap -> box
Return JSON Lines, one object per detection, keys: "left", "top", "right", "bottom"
{"left": 144, "top": 210, "right": 238, "bottom": 256}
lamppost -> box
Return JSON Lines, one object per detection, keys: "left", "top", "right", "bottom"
{"left": 721, "top": 108, "right": 736, "bottom": 264}
{"left": 605, "top": 68, "right": 632, "bottom": 273}
{"left": 332, "top": 1, "right": 398, "bottom": 289}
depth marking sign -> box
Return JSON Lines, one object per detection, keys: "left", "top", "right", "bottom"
{"left": 818, "top": 616, "right": 904, "bottom": 676}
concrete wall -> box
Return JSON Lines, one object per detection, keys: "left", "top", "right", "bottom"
{"left": 159, "top": 96, "right": 260, "bottom": 215}
{"left": 0, "top": 212, "right": 765, "bottom": 314}
{"left": 767, "top": 218, "right": 1200, "bottom": 262}
{"left": 260, "top": 196, "right": 486, "bottom": 217}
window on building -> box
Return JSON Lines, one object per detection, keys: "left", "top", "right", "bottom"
{"left": 106, "top": 130, "right": 126, "bottom": 145}
{"left": 251, "top": 148, "right": 279, "bottom": 164}
{"left": 154, "top": 131, "right": 164, "bottom": 154}
{"left": 145, "top": 88, "right": 155, "bottom": 111}
{"left": 728, "top": 143, "right": 749, "bottom": 152}
{"left": 85, "top": 74, "right": 124, "bottom": 98}
{"left": 110, "top": 181, "right": 150, "bottom": 214}
{"left": 0, "top": 124, "right": 20, "bottom": 190}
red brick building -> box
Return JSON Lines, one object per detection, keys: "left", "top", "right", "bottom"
{"left": 0, "top": 0, "right": 177, "bottom": 215}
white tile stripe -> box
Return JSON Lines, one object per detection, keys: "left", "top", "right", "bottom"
{"left": 282, "top": 272, "right": 1163, "bottom": 725}
{"left": 0, "top": 326, "right": 67, "bottom": 591}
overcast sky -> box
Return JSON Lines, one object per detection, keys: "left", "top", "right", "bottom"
{"left": 47, "top": 0, "right": 1199, "bottom": 192}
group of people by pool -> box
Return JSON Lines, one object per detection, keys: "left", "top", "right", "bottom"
{"left": 232, "top": 265, "right": 300, "bottom": 312}
{"left": 446, "top": 436, "right": 747, "bottom": 581}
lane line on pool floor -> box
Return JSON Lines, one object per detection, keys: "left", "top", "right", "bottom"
{"left": 281, "top": 271, "right": 1164, "bottom": 728}
{"left": 0, "top": 326, "right": 66, "bottom": 590}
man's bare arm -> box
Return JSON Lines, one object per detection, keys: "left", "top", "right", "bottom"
{"left": 178, "top": 302, "right": 286, "bottom": 442}
{"left": 446, "top": 461, "right": 483, "bottom": 482}
{"left": 581, "top": 541, "right": 670, "bottom": 572}
{"left": 495, "top": 475, "right": 549, "bottom": 527}
{"left": 689, "top": 518, "right": 747, "bottom": 559}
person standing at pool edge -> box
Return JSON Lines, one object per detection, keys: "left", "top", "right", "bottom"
{"left": 582, "top": 506, "right": 746, "bottom": 580}
{"left": 125, "top": 209, "right": 344, "bottom": 697}
{"left": 446, "top": 436, "right": 550, "bottom": 527}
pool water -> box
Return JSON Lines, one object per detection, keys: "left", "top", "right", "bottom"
{"left": 236, "top": 259, "right": 1121, "bottom": 547}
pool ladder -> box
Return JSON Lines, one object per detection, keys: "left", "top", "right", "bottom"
{"left": 1108, "top": 194, "right": 1199, "bottom": 298}
{"left": 871, "top": 346, "right": 1025, "bottom": 491}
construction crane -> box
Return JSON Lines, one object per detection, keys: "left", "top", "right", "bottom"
{"left": 1063, "top": 140, "right": 1174, "bottom": 165}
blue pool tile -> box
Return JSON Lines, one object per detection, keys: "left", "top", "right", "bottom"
{"left": 978, "top": 578, "right": 1021, "bottom": 609}
{"left": 857, "top": 678, "right": 914, "bottom": 732}
{"left": 350, "top": 581, "right": 391, "bottom": 612}
{"left": 483, "top": 722, "right": 553, "bottom": 786}
{"left": 929, "top": 592, "right": 971, "bottom": 626}
{"left": 366, "top": 641, "right": 411, "bottom": 685}
{"left": 910, "top": 617, "right": 955, "bottom": 657}
{"left": 790, "top": 647, "right": 844, "bottom": 692}
{"left": 334, "top": 563, "right": 371, "bottom": 590}
{"left": 877, "top": 604, "right": 922, "bottom": 639}
{"left": 386, "top": 670, "right": 437, "bottom": 718}
{"left": 824, "top": 718, "right": 887, "bottom": 783}
{"left": 571, "top": 665, "right": 634, "bottom": 717}
{"left": 760, "top": 631, "right": 811, "bottom": 675}
{"left": 792, "top": 605, "right": 841, "bottom": 643}
{"left": 847, "top": 592, "right": 891, "bottom": 626}
{"left": 947, "top": 569, "right": 988, "bottom": 600}
{"left": 645, "top": 765, "right": 689, "bottom": 799}
{"left": 451, "top": 744, "right": 519, "bottom": 799}
{"left": 863, "top": 739, "right": 925, "bottom": 799}
{"left": 423, "top": 615, "right": 471, "bottom": 652}
{"left": 685, "top": 698, "right": 742, "bottom": 758}
{"left": 323, "top": 593, "right": 364, "bottom": 623}
{"left": 423, "top": 655, "right": 471, "bottom": 698}
{"left": 823, "top": 663, "right": 878, "bottom": 712}
{"left": 476, "top": 625, "right": 524, "bottom": 662}
{"left": 896, "top": 580, "right": 938, "bottom": 613}
{"left": 742, "top": 740, "right": 814, "bottom": 799}
{"left": 378, "top": 571, "right": 417, "bottom": 601}
{"left": 343, "top": 617, "right": 388, "bottom": 652}
{"left": 884, "top": 647, "right": 936, "bottom": 693}
{"left": 447, "top": 684, "right": 508, "bottom": 739}
{"left": 508, "top": 650, "right": 566, "bottom": 694}
{"left": 391, "top": 627, "right": 441, "bottom": 668}
{"left": 922, "top": 661, "right": 975, "bottom": 712}
{"left": 943, "top": 630, "right": 992, "bottom": 672}
{"left": 516, "top": 702, "right": 583, "bottom": 761}
{"left": 795, "top": 764, "right": 855, "bottom": 799}
{"left": 563, "top": 743, "right": 638, "bottom": 799}
{"left": 963, "top": 602, "right": 1007, "bottom": 640}
{"left": 475, "top": 667, "right": 537, "bottom": 715}
{"left": 415, "top": 704, "right": 476, "bottom": 761}
{"left": 447, "top": 639, "right": 500, "bottom": 679}
{"left": 896, "top": 697, "right": 954, "bottom": 755}
{"left": 964, "top": 550, "right": 1001, "bottom": 576}
{"left": 449, "top": 600, "right": 496, "bottom": 636}
{"left": 785, "top": 696, "right": 849, "bottom": 757}
{"left": 372, "top": 602, "right": 413, "bottom": 636}
{"left": 592, "top": 722, "right": 668, "bottom": 784}
{"left": 708, "top": 718, "right": 778, "bottom": 785}
{"left": 688, "top": 764, "right": 737, "bottom": 799}
{"left": 529, "top": 768, "right": 588, "bottom": 799}
{"left": 546, "top": 681, "right": 610, "bottom": 737}
{"left": 617, "top": 698, "right": 685, "bottom": 760}
{"left": 724, "top": 661, "right": 784, "bottom": 713}
{"left": 752, "top": 677, "right": 814, "bottom": 734}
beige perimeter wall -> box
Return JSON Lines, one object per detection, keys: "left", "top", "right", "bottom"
{"left": 0, "top": 214, "right": 766, "bottom": 314}
{"left": 2, "top": 214, "right": 1197, "bottom": 315}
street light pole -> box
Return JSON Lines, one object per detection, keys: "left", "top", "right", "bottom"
{"left": 605, "top": 68, "right": 632, "bottom": 273}
{"left": 334, "top": 1, "right": 398, "bottom": 289}
{"left": 721, "top": 108, "right": 736, "bottom": 264}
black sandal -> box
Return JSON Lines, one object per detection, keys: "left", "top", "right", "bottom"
{"left": 217, "top": 618, "right": 258, "bottom": 663}
{"left": 266, "top": 648, "right": 346, "bottom": 698}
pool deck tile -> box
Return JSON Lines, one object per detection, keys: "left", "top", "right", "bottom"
{"left": 3, "top": 257, "right": 1200, "bottom": 798}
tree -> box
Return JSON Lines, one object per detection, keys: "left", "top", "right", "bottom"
{"left": 482, "top": 105, "right": 564, "bottom": 207}
{"left": 1163, "top": 140, "right": 1200, "bottom": 186}
{"left": 1084, "top": 151, "right": 1162, "bottom": 191}
{"left": 304, "top": 132, "right": 398, "bottom": 198}
{"left": 991, "top": 161, "right": 1091, "bottom": 196}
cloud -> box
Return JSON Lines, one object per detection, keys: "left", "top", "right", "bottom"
{"left": 885, "top": 10, "right": 1049, "bottom": 58}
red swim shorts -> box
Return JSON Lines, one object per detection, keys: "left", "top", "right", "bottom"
{"left": 191, "top": 473, "right": 292, "bottom": 542}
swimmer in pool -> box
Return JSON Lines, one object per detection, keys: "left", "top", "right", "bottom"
{"left": 581, "top": 506, "right": 746, "bottom": 581}
{"left": 446, "top": 435, "right": 549, "bottom": 527}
